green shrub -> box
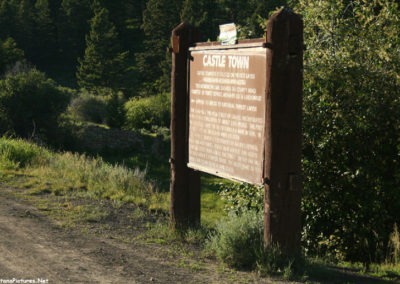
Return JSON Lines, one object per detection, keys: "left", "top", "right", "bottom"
{"left": 124, "top": 92, "right": 170, "bottom": 130}
{"left": 206, "top": 210, "right": 264, "bottom": 269}
{"left": 0, "top": 69, "right": 70, "bottom": 140}
{"left": 0, "top": 38, "right": 24, "bottom": 76}
{"left": 68, "top": 91, "right": 108, "bottom": 124}
{"left": 68, "top": 88, "right": 125, "bottom": 128}
{"left": 104, "top": 90, "right": 125, "bottom": 128}
{"left": 0, "top": 137, "right": 50, "bottom": 170}
{"left": 218, "top": 182, "right": 264, "bottom": 215}
{"left": 207, "top": 209, "right": 304, "bottom": 277}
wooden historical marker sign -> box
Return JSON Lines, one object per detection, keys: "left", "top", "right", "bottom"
{"left": 187, "top": 44, "right": 267, "bottom": 185}
{"left": 170, "top": 8, "right": 303, "bottom": 253}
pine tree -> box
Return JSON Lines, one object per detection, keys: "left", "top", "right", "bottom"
{"left": 96, "top": 0, "right": 146, "bottom": 51}
{"left": 0, "top": 0, "right": 18, "bottom": 39}
{"left": 180, "top": 0, "right": 218, "bottom": 40}
{"left": 33, "top": 0, "right": 58, "bottom": 66}
{"left": 76, "top": 3, "right": 129, "bottom": 92}
{"left": 15, "top": 0, "right": 35, "bottom": 57}
{"left": 0, "top": 37, "right": 25, "bottom": 75}
{"left": 57, "top": 0, "right": 92, "bottom": 63}
{"left": 137, "top": 0, "right": 181, "bottom": 92}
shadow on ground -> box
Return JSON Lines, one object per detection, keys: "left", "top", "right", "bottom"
{"left": 306, "top": 263, "right": 399, "bottom": 284}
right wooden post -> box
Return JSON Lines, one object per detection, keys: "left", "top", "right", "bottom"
{"left": 263, "top": 8, "right": 304, "bottom": 253}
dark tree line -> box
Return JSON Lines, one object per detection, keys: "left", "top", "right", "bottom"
{"left": 0, "top": 0, "right": 285, "bottom": 94}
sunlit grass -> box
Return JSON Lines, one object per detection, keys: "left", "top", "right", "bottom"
{"left": 0, "top": 138, "right": 226, "bottom": 227}
{"left": 368, "top": 262, "right": 400, "bottom": 280}
{"left": 0, "top": 138, "right": 163, "bottom": 209}
{"left": 201, "top": 190, "right": 226, "bottom": 228}
{"left": 0, "top": 137, "right": 50, "bottom": 170}
{"left": 26, "top": 151, "right": 161, "bottom": 207}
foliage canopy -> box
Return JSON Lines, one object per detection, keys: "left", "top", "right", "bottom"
{"left": 298, "top": 0, "right": 400, "bottom": 263}
{"left": 0, "top": 69, "right": 70, "bottom": 140}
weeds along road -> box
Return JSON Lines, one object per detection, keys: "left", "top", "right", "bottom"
{"left": 0, "top": 185, "right": 279, "bottom": 284}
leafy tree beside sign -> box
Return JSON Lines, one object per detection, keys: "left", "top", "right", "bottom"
{"left": 298, "top": 0, "right": 400, "bottom": 263}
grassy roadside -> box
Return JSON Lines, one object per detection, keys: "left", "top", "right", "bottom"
{"left": 0, "top": 136, "right": 224, "bottom": 246}
{"left": 1, "top": 137, "right": 399, "bottom": 283}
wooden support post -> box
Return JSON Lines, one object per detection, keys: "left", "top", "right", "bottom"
{"left": 263, "top": 8, "right": 304, "bottom": 253}
{"left": 170, "top": 22, "right": 201, "bottom": 229}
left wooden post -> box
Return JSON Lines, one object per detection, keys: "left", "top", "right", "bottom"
{"left": 170, "top": 22, "right": 201, "bottom": 229}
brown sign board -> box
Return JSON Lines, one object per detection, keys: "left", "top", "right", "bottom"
{"left": 187, "top": 43, "right": 267, "bottom": 185}
{"left": 171, "top": 9, "right": 303, "bottom": 250}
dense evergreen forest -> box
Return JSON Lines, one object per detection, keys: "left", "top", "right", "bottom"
{"left": 0, "top": 0, "right": 285, "bottom": 92}
{"left": 0, "top": 0, "right": 399, "bottom": 267}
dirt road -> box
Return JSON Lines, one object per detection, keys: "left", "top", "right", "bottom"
{"left": 0, "top": 186, "right": 274, "bottom": 284}
{"left": 1, "top": 186, "right": 395, "bottom": 284}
